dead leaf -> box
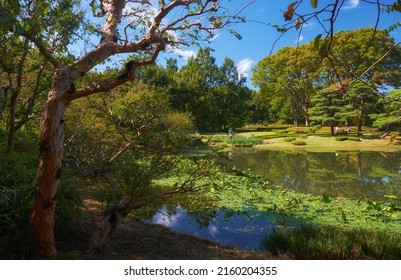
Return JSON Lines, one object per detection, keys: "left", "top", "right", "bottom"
{"left": 283, "top": 2, "right": 298, "bottom": 21}
{"left": 295, "top": 18, "right": 300, "bottom": 30}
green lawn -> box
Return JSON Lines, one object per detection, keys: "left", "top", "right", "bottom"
{"left": 256, "top": 135, "right": 401, "bottom": 152}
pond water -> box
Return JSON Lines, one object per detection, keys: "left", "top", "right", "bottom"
{"left": 148, "top": 150, "right": 401, "bottom": 251}
{"left": 149, "top": 206, "right": 299, "bottom": 252}
{"left": 221, "top": 150, "right": 401, "bottom": 201}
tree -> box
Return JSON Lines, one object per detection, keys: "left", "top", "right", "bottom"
{"left": 309, "top": 86, "right": 348, "bottom": 135}
{"left": 252, "top": 27, "right": 401, "bottom": 126}
{"left": 319, "top": 28, "right": 401, "bottom": 88}
{"left": 344, "top": 79, "right": 380, "bottom": 133}
{"left": 252, "top": 44, "right": 322, "bottom": 125}
{"left": 370, "top": 89, "right": 401, "bottom": 130}
{"left": 216, "top": 57, "right": 252, "bottom": 129}
{"left": 61, "top": 82, "right": 198, "bottom": 248}
{"left": 0, "top": 0, "right": 83, "bottom": 153}
{"left": 146, "top": 49, "right": 253, "bottom": 131}
{"left": 2, "top": 0, "right": 255, "bottom": 257}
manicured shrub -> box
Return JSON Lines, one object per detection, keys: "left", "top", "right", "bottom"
{"left": 335, "top": 136, "right": 361, "bottom": 142}
{"left": 284, "top": 137, "right": 296, "bottom": 142}
{"left": 291, "top": 140, "right": 307, "bottom": 146}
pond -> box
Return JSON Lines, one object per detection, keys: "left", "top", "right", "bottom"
{"left": 147, "top": 150, "right": 401, "bottom": 251}
{"left": 149, "top": 206, "right": 300, "bottom": 252}
{"left": 220, "top": 150, "right": 401, "bottom": 201}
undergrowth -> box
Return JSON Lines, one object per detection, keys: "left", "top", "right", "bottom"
{"left": 264, "top": 225, "right": 401, "bottom": 259}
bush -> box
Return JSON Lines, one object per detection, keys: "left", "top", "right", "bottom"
{"left": 0, "top": 184, "right": 33, "bottom": 258}
{"left": 335, "top": 136, "right": 361, "bottom": 142}
{"left": 0, "top": 149, "right": 82, "bottom": 258}
{"left": 291, "top": 140, "right": 307, "bottom": 146}
{"left": 229, "top": 136, "right": 263, "bottom": 145}
{"left": 308, "top": 125, "right": 321, "bottom": 134}
{"left": 283, "top": 137, "right": 296, "bottom": 142}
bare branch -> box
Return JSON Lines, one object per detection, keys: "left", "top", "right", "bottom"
{"left": 359, "top": 42, "right": 401, "bottom": 79}
{"left": 69, "top": 42, "right": 165, "bottom": 99}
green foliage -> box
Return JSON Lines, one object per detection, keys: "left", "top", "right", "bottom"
{"left": 253, "top": 27, "right": 401, "bottom": 126}
{"left": 0, "top": 184, "right": 33, "bottom": 258}
{"left": 321, "top": 193, "right": 332, "bottom": 203}
{"left": 264, "top": 225, "right": 401, "bottom": 259}
{"left": 335, "top": 136, "right": 361, "bottom": 142}
{"left": 252, "top": 43, "right": 320, "bottom": 125}
{"left": 309, "top": 87, "right": 348, "bottom": 133}
{"left": 142, "top": 48, "right": 253, "bottom": 132}
{"left": 0, "top": 138, "right": 82, "bottom": 258}
{"left": 308, "top": 125, "right": 321, "bottom": 134}
{"left": 64, "top": 83, "right": 194, "bottom": 211}
{"left": 371, "top": 89, "right": 401, "bottom": 129}
{"left": 283, "top": 137, "right": 296, "bottom": 142}
{"left": 229, "top": 136, "right": 263, "bottom": 145}
{"left": 291, "top": 140, "right": 307, "bottom": 146}
{"left": 194, "top": 163, "right": 401, "bottom": 236}
{"left": 0, "top": 147, "right": 34, "bottom": 257}
{"left": 344, "top": 79, "right": 380, "bottom": 131}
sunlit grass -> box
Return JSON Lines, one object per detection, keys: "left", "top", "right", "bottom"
{"left": 257, "top": 135, "right": 401, "bottom": 151}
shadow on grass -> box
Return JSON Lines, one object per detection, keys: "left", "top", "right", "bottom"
{"left": 264, "top": 225, "right": 401, "bottom": 260}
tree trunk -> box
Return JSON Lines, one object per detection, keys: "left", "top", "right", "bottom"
{"left": 0, "top": 85, "right": 9, "bottom": 112}
{"left": 89, "top": 197, "right": 131, "bottom": 250}
{"left": 357, "top": 98, "right": 364, "bottom": 134}
{"left": 29, "top": 68, "right": 71, "bottom": 258}
{"left": 6, "top": 88, "right": 18, "bottom": 153}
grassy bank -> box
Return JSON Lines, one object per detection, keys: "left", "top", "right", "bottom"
{"left": 264, "top": 225, "right": 401, "bottom": 259}
{"left": 197, "top": 126, "right": 401, "bottom": 152}
{"left": 256, "top": 135, "right": 401, "bottom": 152}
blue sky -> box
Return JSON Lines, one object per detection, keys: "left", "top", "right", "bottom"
{"left": 161, "top": 0, "right": 401, "bottom": 86}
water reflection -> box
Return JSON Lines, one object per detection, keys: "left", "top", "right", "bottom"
{"left": 220, "top": 150, "right": 401, "bottom": 200}
{"left": 150, "top": 206, "right": 297, "bottom": 251}
{"left": 147, "top": 150, "right": 401, "bottom": 251}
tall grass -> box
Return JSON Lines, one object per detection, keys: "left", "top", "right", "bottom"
{"left": 264, "top": 225, "right": 401, "bottom": 259}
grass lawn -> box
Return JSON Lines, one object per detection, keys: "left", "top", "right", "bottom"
{"left": 256, "top": 135, "right": 401, "bottom": 152}
{"left": 225, "top": 126, "right": 401, "bottom": 152}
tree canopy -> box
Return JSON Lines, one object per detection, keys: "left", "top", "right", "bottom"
{"left": 252, "top": 27, "right": 401, "bottom": 127}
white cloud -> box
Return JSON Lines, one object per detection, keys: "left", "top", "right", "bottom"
{"left": 209, "top": 32, "right": 220, "bottom": 42}
{"left": 208, "top": 224, "right": 220, "bottom": 237}
{"left": 173, "top": 49, "right": 197, "bottom": 60}
{"left": 294, "top": 35, "right": 304, "bottom": 44}
{"left": 342, "top": 0, "right": 360, "bottom": 10}
{"left": 237, "top": 58, "right": 254, "bottom": 79}
{"left": 151, "top": 206, "right": 185, "bottom": 227}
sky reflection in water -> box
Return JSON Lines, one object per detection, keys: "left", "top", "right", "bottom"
{"left": 150, "top": 206, "right": 295, "bottom": 252}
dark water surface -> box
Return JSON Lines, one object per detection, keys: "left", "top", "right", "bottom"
{"left": 149, "top": 150, "right": 401, "bottom": 251}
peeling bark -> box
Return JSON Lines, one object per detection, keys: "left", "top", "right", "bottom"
{"left": 100, "top": 0, "right": 126, "bottom": 43}
{"left": 29, "top": 68, "right": 71, "bottom": 257}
